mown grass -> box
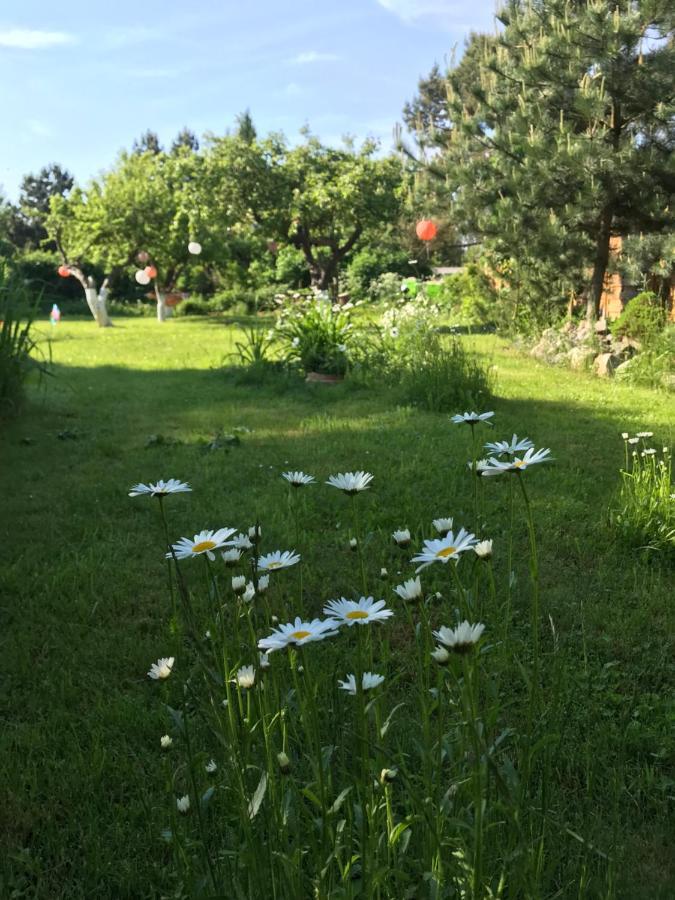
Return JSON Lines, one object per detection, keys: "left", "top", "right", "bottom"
{"left": 1, "top": 316, "right": 673, "bottom": 898}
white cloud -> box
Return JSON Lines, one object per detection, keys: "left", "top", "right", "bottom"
{"left": 376, "top": 0, "right": 496, "bottom": 29}
{"left": 0, "top": 28, "right": 76, "bottom": 49}
{"left": 289, "top": 50, "right": 341, "bottom": 65}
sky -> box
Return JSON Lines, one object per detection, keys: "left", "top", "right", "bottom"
{"left": 0, "top": 1, "right": 498, "bottom": 201}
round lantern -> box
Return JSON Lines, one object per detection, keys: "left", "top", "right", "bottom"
{"left": 144, "top": 265, "right": 158, "bottom": 279}
{"left": 137, "top": 250, "right": 149, "bottom": 263}
{"left": 416, "top": 220, "right": 437, "bottom": 241}
{"left": 188, "top": 241, "right": 202, "bottom": 255}
{"left": 135, "top": 269, "right": 151, "bottom": 286}
{"left": 57, "top": 264, "right": 70, "bottom": 278}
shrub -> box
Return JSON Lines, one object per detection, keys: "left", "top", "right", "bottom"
{"left": 175, "top": 296, "right": 212, "bottom": 316}
{"left": 346, "top": 245, "right": 413, "bottom": 300}
{"left": 276, "top": 299, "right": 351, "bottom": 376}
{"left": 611, "top": 291, "right": 666, "bottom": 341}
{"left": 434, "top": 267, "right": 494, "bottom": 326}
{"left": 615, "top": 325, "right": 675, "bottom": 391}
{"left": 0, "top": 264, "right": 48, "bottom": 415}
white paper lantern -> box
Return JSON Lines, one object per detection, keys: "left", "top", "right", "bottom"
{"left": 135, "top": 269, "right": 151, "bottom": 285}
{"left": 188, "top": 241, "right": 202, "bottom": 255}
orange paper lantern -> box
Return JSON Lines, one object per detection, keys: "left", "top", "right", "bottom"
{"left": 57, "top": 264, "right": 70, "bottom": 278}
{"left": 144, "top": 265, "right": 158, "bottom": 279}
{"left": 416, "top": 219, "right": 437, "bottom": 241}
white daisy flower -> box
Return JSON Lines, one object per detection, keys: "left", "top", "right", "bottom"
{"left": 148, "top": 657, "right": 174, "bottom": 680}
{"left": 433, "top": 621, "right": 485, "bottom": 653}
{"left": 176, "top": 795, "right": 190, "bottom": 813}
{"left": 474, "top": 539, "right": 493, "bottom": 559}
{"left": 484, "top": 434, "right": 534, "bottom": 456}
{"left": 338, "top": 672, "right": 385, "bottom": 694}
{"left": 257, "top": 550, "right": 301, "bottom": 572}
{"left": 242, "top": 582, "right": 256, "bottom": 603}
{"left": 411, "top": 529, "right": 478, "bottom": 572}
{"left": 636, "top": 431, "right": 653, "bottom": 438}
{"left": 257, "top": 574, "right": 270, "bottom": 593}
{"left": 232, "top": 575, "right": 246, "bottom": 594}
{"left": 431, "top": 646, "right": 450, "bottom": 665}
{"left": 160, "top": 734, "right": 173, "bottom": 749}
{"left": 168, "top": 528, "right": 237, "bottom": 561}
{"left": 481, "top": 447, "right": 553, "bottom": 476}
{"left": 642, "top": 448, "right": 656, "bottom": 456}
{"left": 259, "top": 652, "right": 271, "bottom": 669}
{"left": 349, "top": 537, "right": 358, "bottom": 550}
{"left": 282, "top": 471, "right": 316, "bottom": 487}
{"left": 323, "top": 596, "right": 394, "bottom": 627}
{"left": 233, "top": 665, "right": 256, "bottom": 688}
{"left": 232, "top": 533, "right": 254, "bottom": 550}
{"left": 205, "top": 759, "right": 217, "bottom": 773}
{"left": 326, "top": 471, "right": 374, "bottom": 494}
{"left": 393, "top": 576, "right": 423, "bottom": 602}
{"left": 451, "top": 411, "right": 495, "bottom": 426}
{"left": 432, "top": 517, "right": 453, "bottom": 536}
{"left": 627, "top": 437, "right": 639, "bottom": 445}
{"left": 380, "top": 567, "right": 388, "bottom": 577}
{"left": 128, "top": 479, "right": 191, "bottom": 498}
{"left": 392, "top": 528, "right": 411, "bottom": 547}
{"left": 621, "top": 432, "right": 629, "bottom": 440}
{"left": 222, "top": 547, "right": 243, "bottom": 566}
{"left": 258, "top": 617, "right": 339, "bottom": 653}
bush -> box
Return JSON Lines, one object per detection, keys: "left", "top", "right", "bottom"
{"left": 615, "top": 325, "right": 675, "bottom": 391}
{"left": 0, "top": 264, "right": 48, "bottom": 415}
{"left": 175, "top": 297, "right": 212, "bottom": 317}
{"left": 611, "top": 291, "right": 666, "bottom": 341}
{"left": 434, "top": 266, "right": 493, "bottom": 326}
{"left": 345, "top": 245, "right": 414, "bottom": 300}
{"left": 276, "top": 299, "right": 351, "bottom": 376}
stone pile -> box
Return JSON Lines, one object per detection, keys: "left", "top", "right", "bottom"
{"left": 529, "top": 317, "right": 641, "bottom": 376}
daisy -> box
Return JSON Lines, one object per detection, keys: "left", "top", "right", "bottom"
{"left": 627, "top": 437, "right": 639, "bottom": 445}
{"left": 222, "top": 548, "right": 242, "bottom": 566}
{"left": 636, "top": 431, "right": 654, "bottom": 438}
{"left": 257, "top": 550, "right": 301, "bottom": 572}
{"left": 168, "top": 528, "right": 237, "bottom": 561}
{"left": 451, "top": 411, "right": 494, "bottom": 426}
{"left": 338, "top": 672, "right": 385, "bottom": 695}
{"left": 433, "top": 621, "right": 485, "bottom": 653}
{"left": 466, "top": 458, "right": 492, "bottom": 477}
{"left": 484, "top": 434, "right": 534, "bottom": 456}
{"left": 176, "top": 795, "right": 190, "bottom": 813}
{"left": 349, "top": 537, "right": 358, "bottom": 550}
{"left": 282, "top": 471, "right": 316, "bottom": 487}
{"left": 380, "top": 567, "right": 388, "bottom": 577}
{"left": 474, "top": 539, "right": 493, "bottom": 559}
{"left": 326, "top": 471, "right": 374, "bottom": 494}
{"left": 232, "top": 533, "right": 254, "bottom": 551}
{"left": 257, "top": 574, "right": 270, "bottom": 593}
{"left": 431, "top": 646, "right": 450, "bottom": 665}
{"left": 258, "top": 617, "right": 339, "bottom": 653}
{"left": 232, "top": 575, "right": 246, "bottom": 594}
{"left": 160, "top": 734, "right": 173, "bottom": 749}
{"left": 393, "top": 576, "right": 423, "bottom": 602}
{"left": 323, "top": 597, "right": 394, "bottom": 627}
{"left": 411, "top": 529, "right": 478, "bottom": 572}
{"left": 481, "top": 447, "right": 553, "bottom": 476}
{"left": 392, "top": 528, "right": 411, "bottom": 547}
{"left": 233, "top": 665, "right": 256, "bottom": 688}
{"left": 242, "top": 582, "right": 256, "bottom": 603}
{"left": 621, "top": 432, "right": 629, "bottom": 440}
{"left": 248, "top": 525, "right": 262, "bottom": 543}
{"left": 432, "top": 517, "right": 453, "bottom": 537}
{"left": 148, "top": 657, "right": 174, "bottom": 680}
{"left": 205, "top": 759, "right": 217, "bottom": 773}
{"left": 129, "top": 478, "right": 191, "bottom": 498}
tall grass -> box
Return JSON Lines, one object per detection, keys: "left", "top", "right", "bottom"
{"left": 0, "top": 263, "right": 46, "bottom": 415}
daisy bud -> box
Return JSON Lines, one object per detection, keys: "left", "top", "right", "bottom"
{"left": 257, "top": 574, "right": 270, "bottom": 593}
{"left": 248, "top": 524, "right": 261, "bottom": 544}
{"left": 349, "top": 537, "right": 358, "bottom": 551}
{"left": 380, "top": 767, "right": 398, "bottom": 785}
{"left": 271, "top": 615, "right": 279, "bottom": 624}
{"left": 474, "top": 539, "right": 493, "bottom": 560}
{"left": 392, "top": 528, "right": 411, "bottom": 547}
{"left": 431, "top": 646, "right": 450, "bottom": 665}
{"left": 242, "top": 582, "right": 256, "bottom": 603}
{"left": 160, "top": 734, "right": 173, "bottom": 749}
{"left": 222, "top": 548, "right": 242, "bottom": 567}
{"left": 277, "top": 751, "right": 291, "bottom": 775}
{"left": 176, "top": 795, "right": 190, "bottom": 814}
{"left": 380, "top": 567, "right": 388, "bottom": 577}
{"left": 232, "top": 575, "right": 246, "bottom": 595}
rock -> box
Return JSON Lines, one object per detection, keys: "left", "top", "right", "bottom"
{"left": 594, "top": 316, "right": 609, "bottom": 334}
{"left": 593, "top": 352, "right": 622, "bottom": 377}
{"left": 568, "top": 346, "right": 596, "bottom": 370}
{"left": 613, "top": 357, "right": 635, "bottom": 379}
{"left": 576, "top": 321, "right": 592, "bottom": 342}
{"left": 614, "top": 335, "right": 641, "bottom": 355}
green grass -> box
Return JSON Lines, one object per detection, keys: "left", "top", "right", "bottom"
{"left": 1, "top": 316, "right": 673, "bottom": 898}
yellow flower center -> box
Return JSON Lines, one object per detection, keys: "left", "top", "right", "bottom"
{"left": 436, "top": 546, "right": 456, "bottom": 558}
{"left": 267, "top": 561, "right": 283, "bottom": 569}
{"left": 192, "top": 540, "right": 216, "bottom": 553}
{"left": 513, "top": 460, "right": 526, "bottom": 468}
{"left": 346, "top": 610, "right": 369, "bottom": 620}
{"left": 291, "top": 630, "right": 311, "bottom": 640}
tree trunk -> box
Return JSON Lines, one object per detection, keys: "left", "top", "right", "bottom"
{"left": 85, "top": 283, "right": 112, "bottom": 327}
{"left": 586, "top": 209, "right": 613, "bottom": 322}
{"left": 155, "top": 284, "right": 167, "bottom": 322}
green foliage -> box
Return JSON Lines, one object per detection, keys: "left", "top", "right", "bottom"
{"left": 274, "top": 245, "right": 309, "bottom": 288}
{"left": 433, "top": 266, "right": 493, "bottom": 326}
{"left": 611, "top": 292, "right": 667, "bottom": 341}
{"left": 345, "top": 238, "right": 412, "bottom": 300}
{"left": 276, "top": 298, "right": 351, "bottom": 375}
{"left": 616, "top": 325, "right": 675, "bottom": 391}
{"left": 14, "top": 249, "right": 98, "bottom": 311}
{"left": 612, "top": 437, "right": 674, "bottom": 557}
{"left": 0, "top": 264, "right": 47, "bottom": 414}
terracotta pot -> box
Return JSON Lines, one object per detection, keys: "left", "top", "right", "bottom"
{"left": 305, "top": 371, "right": 344, "bottom": 384}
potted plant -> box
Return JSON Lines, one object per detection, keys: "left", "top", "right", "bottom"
{"left": 277, "top": 298, "right": 351, "bottom": 382}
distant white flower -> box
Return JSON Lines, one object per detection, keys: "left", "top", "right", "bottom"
{"left": 481, "top": 447, "right": 553, "bottom": 476}
{"left": 232, "top": 575, "right": 246, "bottom": 594}
{"left": 160, "top": 734, "right": 173, "bottom": 749}
{"left": 258, "top": 617, "right": 340, "bottom": 653}
{"left": 636, "top": 431, "right": 653, "bottom": 438}
{"left": 431, "top": 646, "right": 450, "bottom": 665}
{"left": 642, "top": 448, "right": 656, "bottom": 456}
{"left": 129, "top": 478, "right": 191, "bottom": 498}
{"left": 222, "top": 547, "right": 243, "bottom": 566}
{"left": 337, "top": 343, "right": 347, "bottom": 352}
{"left": 338, "top": 672, "right": 385, "bottom": 694}
{"left": 168, "top": 528, "right": 237, "bottom": 561}
{"left": 380, "top": 567, "right": 388, "bottom": 577}
{"left": 393, "top": 576, "right": 423, "bottom": 602}
{"left": 242, "top": 582, "right": 256, "bottom": 603}
{"left": 621, "top": 432, "right": 629, "bottom": 440}
{"left": 451, "top": 411, "right": 494, "bottom": 426}
{"left": 389, "top": 327, "right": 399, "bottom": 338}
{"left": 349, "top": 537, "right": 358, "bottom": 550}
{"left": 234, "top": 665, "right": 256, "bottom": 688}
{"left": 323, "top": 596, "right": 394, "bottom": 627}
{"left": 412, "top": 529, "right": 478, "bottom": 572}
{"left": 148, "top": 657, "right": 174, "bottom": 680}
{"left": 232, "top": 533, "right": 254, "bottom": 550}
{"left": 484, "top": 434, "right": 534, "bottom": 456}
{"left": 205, "top": 759, "right": 217, "bottom": 773}
{"left": 432, "top": 517, "right": 453, "bottom": 536}
{"left": 292, "top": 336, "right": 300, "bottom": 347}
{"left": 392, "top": 528, "right": 411, "bottom": 547}
{"left": 326, "top": 471, "right": 374, "bottom": 494}
{"left": 257, "top": 550, "right": 301, "bottom": 572}
{"left": 474, "top": 539, "right": 493, "bottom": 559}
{"left": 282, "top": 471, "right": 316, "bottom": 487}
{"left": 627, "top": 437, "right": 639, "bottom": 445}
{"left": 257, "top": 574, "right": 270, "bottom": 593}
{"left": 433, "top": 621, "right": 485, "bottom": 653}
{"left": 176, "top": 795, "right": 190, "bottom": 813}
{"left": 259, "top": 652, "right": 271, "bottom": 669}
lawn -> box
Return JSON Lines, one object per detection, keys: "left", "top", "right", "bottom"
{"left": 1, "top": 316, "right": 673, "bottom": 899}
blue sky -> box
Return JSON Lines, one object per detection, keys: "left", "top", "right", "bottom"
{"left": 0, "top": 1, "right": 497, "bottom": 201}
